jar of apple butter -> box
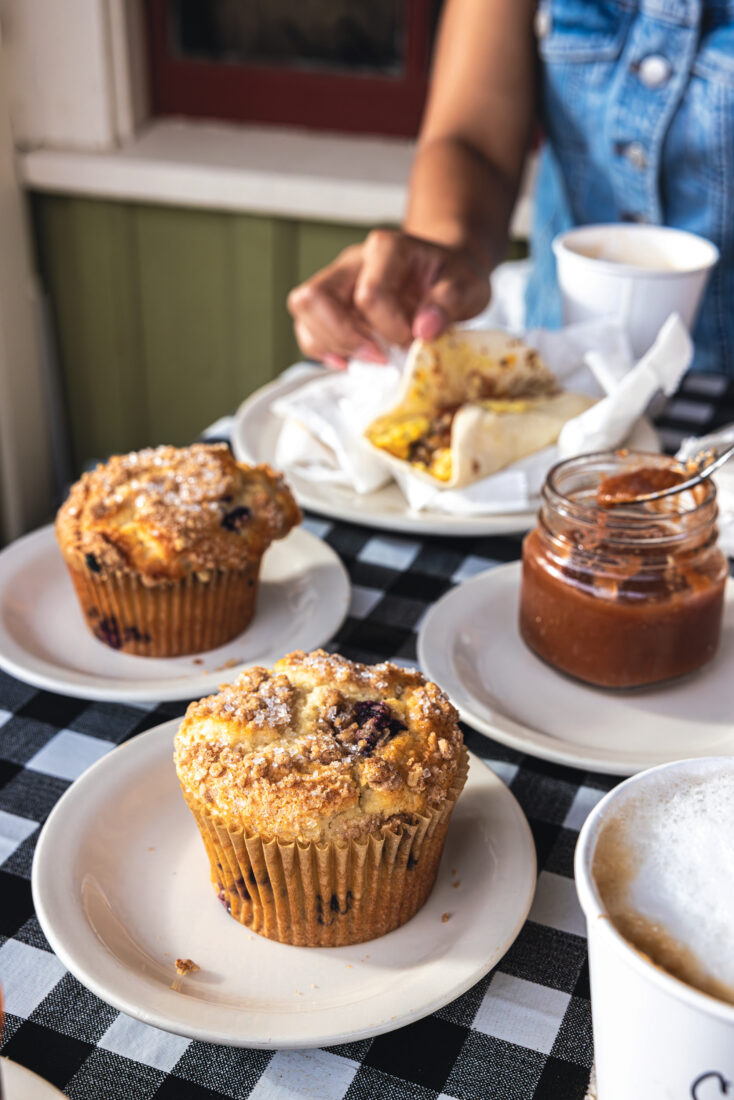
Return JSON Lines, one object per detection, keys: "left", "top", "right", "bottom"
{"left": 520, "top": 451, "right": 728, "bottom": 688}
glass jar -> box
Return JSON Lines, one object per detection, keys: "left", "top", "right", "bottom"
{"left": 520, "top": 451, "right": 729, "bottom": 688}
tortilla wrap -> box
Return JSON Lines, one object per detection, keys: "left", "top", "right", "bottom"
{"left": 364, "top": 330, "right": 596, "bottom": 488}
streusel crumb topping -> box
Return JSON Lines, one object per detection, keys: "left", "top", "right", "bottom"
{"left": 55, "top": 444, "right": 301, "bottom": 584}
{"left": 174, "top": 650, "right": 464, "bottom": 842}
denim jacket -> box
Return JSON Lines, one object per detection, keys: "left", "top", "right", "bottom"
{"left": 525, "top": 0, "right": 734, "bottom": 373}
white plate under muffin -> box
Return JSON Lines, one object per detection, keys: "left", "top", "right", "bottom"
{"left": 32, "top": 719, "right": 536, "bottom": 1049}
{"left": 0, "top": 525, "right": 349, "bottom": 703}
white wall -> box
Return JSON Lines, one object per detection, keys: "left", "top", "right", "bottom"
{"left": 0, "top": 0, "right": 147, "bottom": 151}
{"left": 0, "top": 0, "right": 147, "bottom": 538}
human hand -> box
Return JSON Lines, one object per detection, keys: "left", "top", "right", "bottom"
{"left": 287, "top": 229, "right": 491, "bottom": 369}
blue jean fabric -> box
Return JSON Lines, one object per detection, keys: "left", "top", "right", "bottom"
{"left": 526, "top": 0, "right": 734, "bottom": 373}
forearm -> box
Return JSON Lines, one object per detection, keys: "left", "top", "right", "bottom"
{"left": 289, "top": 0, "right": 536, "bottom": 357}
{"left": 403, "top": 136, "right": 519, "bottom": 275}
{"left": 403, "top": 0, "right": 536, "bottom": 276}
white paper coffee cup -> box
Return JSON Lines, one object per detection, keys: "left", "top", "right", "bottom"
{"left": 553, "top": 224, "right": 719, "bottom": 359}
{"left": 575, "top": 757, "right": 734, "bottom": 1100}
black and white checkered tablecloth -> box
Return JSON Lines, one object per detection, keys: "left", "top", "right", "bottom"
{"left": 1, "top": 372, "right": 733, "bottom": 1100}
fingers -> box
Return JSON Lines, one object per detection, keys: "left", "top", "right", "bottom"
{"left": 287, "top": 249, "right": 386, "bottom": 366}
{"left": 288, "top": 285, "right": 374, "bottom": 360}
{"left": 357, "top": 230, "right": 490, "bottom": 346}
{"left": 324, "top": 354, "right": 348, "bottom": 371}
{"left": 288, "top": 229, "right": 492, "bottom": 367}
{"left": 292, "top": 313, "right": 385, "bottom": 368}
{"left": 353, "top": 230, "right": 418, "bottom": 347}
{"left": 412, "top": 305, "right": 447, "bottom": 341}
{"left": 292, "top": 318, "right": 346, "bottom": 368}
{"left": 290, "top": 299, "right": 357, "bottom": 360}
{"left": 414, "top": 261, "right": 491, "bottom": 338}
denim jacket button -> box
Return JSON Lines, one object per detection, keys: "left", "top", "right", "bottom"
{"left": 637, "top": 54, "right": 672, "bottom": 88}
{"left": 624, "top": 142, "right": 648, "bottom": 170}
{"left": 534, "top": 7, "right": 551, "bottom": 39}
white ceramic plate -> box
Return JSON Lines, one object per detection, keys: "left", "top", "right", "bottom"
{"left": 418, "top": 561, "right": 734, "bottom": 777}
{"left": 0, "top": 526, "right": 349, "bottom": 703}
{"left": 0, "top": 1058, "right": 65, "bottom": 1100}
{"left": 231, "top": 368, "right": 660, "bottom": 537}
{"left": 32, "top": 720, "right": 536, "bottom": 1049}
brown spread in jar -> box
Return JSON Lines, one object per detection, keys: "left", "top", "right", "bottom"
{"left": 520, "top": 452, "right": 728, "bottom": 689}
{"left": 596, "top": 466, "right": 686, "bottom": 507}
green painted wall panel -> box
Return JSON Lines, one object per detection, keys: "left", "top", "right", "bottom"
{"left": 296, "top": 221, "right": 367, "bottom": 285}
{"left": 33, "top": 195, "right": 147, "bottom": 470}
{"left": 134, "top": 204, "right": 241, "bottom": 446}
{"left": 31, "top": 194, "right": 371, "bottom": 473}
{"left": 231, "top": 214, "right": 300, "bottom": 388}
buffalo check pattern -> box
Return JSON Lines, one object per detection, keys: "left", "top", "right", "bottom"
{"left": 1, "top": 373, "right": 733, "bottom": 1099}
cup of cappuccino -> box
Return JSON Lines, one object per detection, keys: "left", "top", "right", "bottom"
{"left": 575, "top": 757, "right": 734, "bottom": 1100}
{"left": 553, "top": 224, "right": 719, "bottom": 359}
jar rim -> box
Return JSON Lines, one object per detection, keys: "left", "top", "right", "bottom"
{"left": 546, "top": 449, "right": 716, "bottom": 509}
{"left": 543, "top": 449, "right": 718, "bottom": 545}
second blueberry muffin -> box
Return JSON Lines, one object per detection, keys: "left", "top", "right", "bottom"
{"left": 55, "top": 443, "right": 300, "bottom": 656}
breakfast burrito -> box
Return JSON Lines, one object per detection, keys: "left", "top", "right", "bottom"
{"left": 364, "top": 329, "right": 596, "bottom": 487}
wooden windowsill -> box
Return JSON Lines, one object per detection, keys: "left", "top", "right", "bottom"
{"left": 20, "top": 118, "right": 413, "bottom": 226}
{"left": 20, "top": 117, "right": 534, "bottom": 235}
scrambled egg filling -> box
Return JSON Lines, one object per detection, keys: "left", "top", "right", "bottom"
{"left": 427, "top": 449, "right": 453, "bottom": 482}
{"left": 368, "top": 398, "right": 538, "bottom": 483}
{"left": 366, "top": 415, "right": 431, "bottom": 461}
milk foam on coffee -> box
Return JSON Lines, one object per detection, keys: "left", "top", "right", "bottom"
{"left": 592, "top": 766, "right": 734, "bottom": 1005}
{"left": 567, "top": 238, "right": 688, "bottom": 270}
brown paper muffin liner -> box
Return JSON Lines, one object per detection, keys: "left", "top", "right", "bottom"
{"left": 182, "top": 748, "right": 469, "bottom": 947}
{"left": 65, "top": 561, "right": 261, "bottom": 657}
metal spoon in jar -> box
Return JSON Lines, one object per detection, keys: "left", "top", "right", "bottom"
{"left": 598, "top": 440, "right": 734, "bottom": 507}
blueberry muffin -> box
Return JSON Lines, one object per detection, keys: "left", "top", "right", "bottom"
{"left": 55, "top": 444, "right": 301, "bottom": 656}
{"left": 174, "top": 649, "right": 468, "bottom": 946}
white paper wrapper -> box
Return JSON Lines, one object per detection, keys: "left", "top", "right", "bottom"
{"left": 274, "top": 360, "right": 404, "bottom": 494}
{"left": 272, "top": 315, "right": 693, "bottom": 514}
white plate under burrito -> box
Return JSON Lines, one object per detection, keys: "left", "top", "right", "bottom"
{"left": 232, "top": 368, "right": 660, "bottom": 537}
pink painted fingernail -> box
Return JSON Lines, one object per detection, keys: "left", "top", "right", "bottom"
{"left": 355, "top": 344, "right": 388, "bottom": 363}
{"left": 412, "top": 306, "right": 446, "bottom": 341}
{"left": 323, "top": 354, "right": 348, "bottom": 370}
